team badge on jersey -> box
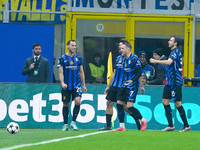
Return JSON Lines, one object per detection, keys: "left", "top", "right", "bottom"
{"left": 125, "top": 63, "right": 127, "bottom": 67}
{"left": 129, "top": 60, "right": 131, "bottom": 64}
{"left": 172, "top": 53, "right": 176, "bottom": 59}
{"left": 136, "top": 60, "right": 141, "bottom": 66}
{"left": 70, "top": 61, "right": 74, "bottom": 65}
{"left": 76, "top": 58, "right": 78, "bottom": 61}
{"left": 119, "top": 59, "right": 122, "bottom": 63}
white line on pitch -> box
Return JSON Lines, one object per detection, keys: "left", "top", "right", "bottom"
{"left": 0, "top": 131, "right": 111, "bottom": 150}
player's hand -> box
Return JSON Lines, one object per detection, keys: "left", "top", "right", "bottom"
{"left": 149, "top": 58, "right": 156, "bottom": 64}
{"left": 104, "top": 86, "right": 110, "bottom": 95}
{"left": 124, "top": 80, "right": 133, "bottom": 86}
{"left": 140, "top": 86, "right": 145, "bottom": 94}
{"left": 29, "top": 63, "right": 35, "bottom": 70}
{"left": 83, "top": 86, "right": 87, "bottom": 92}
{"left": 61, "top": 82, "right": 68, "bottom": 89}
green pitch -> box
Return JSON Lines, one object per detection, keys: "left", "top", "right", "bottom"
{"left": 0, "top": 128, "right": 199, "bottom": 150}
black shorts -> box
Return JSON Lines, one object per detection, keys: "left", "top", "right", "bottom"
{"left": 106, "top": 86, "right": 126, "bottom": 102}
{"left": 125, "top": 86, "right": 138, "bottom": 103}
{"left": 61, "top": 87, "right": 82, "bottom": 102}
{"left": 163, "top": 85, "right": 182, "bottom": 101}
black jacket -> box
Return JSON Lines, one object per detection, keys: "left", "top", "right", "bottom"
{"left": 22, "top": 56, "right": 51, "bottom": 83}
{"left": 148, "top": 64, "right": 166, "bottom": 85}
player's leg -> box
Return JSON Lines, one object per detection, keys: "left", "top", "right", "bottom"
{"left": 161, "top": 85, "right": 175, "bottom": 131}
{"left": 70, "top": 96, "right": 81, "bottom": 130}
{"left": 113, "top": 100, "right": 126, "bottom": 131}
{"left": 70, "top": 88, "right": 82, "bottom": 131}
{"left": 125, "top": 87, "right": 147, "bottom": 131}
{"left": 174, "top": 86, "right": 191, "bottom": 132}
{"left": 62, "top": 89, "right": 70, "bottom": 131}
{"left": 127, "top": 102, "right": 147, "bottom": 131}
{"left": 113, "top": 88, "right": 127, "bottom": 131}
{"left": 106, "top": 100, "right": 114, "bottom": 128}
{"left": 99, "top": 86, "right": 116, "bottom": 130}
{"left": 99, "top": 100, "right": 114, "bottom": 130}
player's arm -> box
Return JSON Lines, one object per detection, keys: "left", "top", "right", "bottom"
{"left": 124, "top": 67, "right": 141, "bottom": 85}
{"left": 104, "top": 69, "right": 116, "bottom": 95}
{"left": 59, "top": 66, "right": 67, "bottom": 89}
{"left": 150, "top": 58, "right": 173, "bottom": 65}
{"left": 79, "top": 65, "right": 87, "bottom": 92}
{"left": 108, "top": 69, "right": 116, "bottom": 87}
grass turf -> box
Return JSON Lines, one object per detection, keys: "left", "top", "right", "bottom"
{"left": 0, "top": 128, "right": 199, "bottom": 150}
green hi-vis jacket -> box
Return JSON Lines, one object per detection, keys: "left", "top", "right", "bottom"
{"left": 89, "top": 63, "right": 105, "bottom": 78}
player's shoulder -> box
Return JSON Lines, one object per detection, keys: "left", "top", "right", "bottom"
{"left": 130, "top": 54, "right": 139, "bottom": 61}
{"left": 116, "top": 55, "right": 124, "bottom": 61}
{"left": 117, "top": 55, "right": 123, "bottom": 59}
{"left": 132, "top": 54, "right": 138, "bottom": 58}
{"left": 57, "top": 54, "right": 64, "bottom": 61}
{"left": 75, "top": 54, "right": 83, "bottom": 61}
{"left": 170, "top": 48, "right": 181, "bottom": 59}
{"left": 60, "top": 54, "right": 66, "bottom": 59}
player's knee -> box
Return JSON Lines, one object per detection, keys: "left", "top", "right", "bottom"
{"left": 107, "top": 101, "right": 114, "bottom": 108}
{"left": 74, "top": 98, "right": 81, "bottom": 105}
{"left": 162, "top": 99, "right": 169, "bottom": 105}
{"left": 63, "top": 102, "right": 69, "bottom": 107}
{"left": 174, "top": 101, "right": 182, "bottom": 108}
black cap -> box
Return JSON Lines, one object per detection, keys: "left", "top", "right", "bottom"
{"left": 138, "top": 51, "right": 147, "bottom": 58}
{"left": 153, "top": 48, "right": 163, "bottom": 57}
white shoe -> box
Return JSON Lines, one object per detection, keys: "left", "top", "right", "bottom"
{"left": 70, "top": 122, "right": 78, "bottom": 131}
{"left": 161, "top": 126, "right": 175, "bottom": 131}
{"left": 62, "top": 124, "right": 68, "bottom": 131}
{"left": 179, "top": 126, "right": 191, "bottom": 132}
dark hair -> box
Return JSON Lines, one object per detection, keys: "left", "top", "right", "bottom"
{"left": 121, "top": 39, "right": 132, "bottom": 50}
{"left": 67, "top": 40, "right": 75, "bottom": 45}
{"left": 172, "top": 36, "right": 182, "bottom": 47}
{"left": 93, "top": 52, "right": 101, "bottom": 58}
{"left": 153, "top": 48, "right": 164, "bottom": 57}
{"left": 32, "top": 43, "right": 41, "bottom": 49}
{"left": 119, "top": 39, "right": 126, "bottom": 43}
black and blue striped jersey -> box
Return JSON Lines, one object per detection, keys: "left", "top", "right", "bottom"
{"left": 166, "top": 48, "right": 183, "bottom": 86}
{"left": 110, "top": 55, "right": 125, "bottom": 88}
{"left": 57, "top": 53, "right": 83, "bottom": 90}
{"left": 124, "top": 54, "right": 141, "bottom": 88}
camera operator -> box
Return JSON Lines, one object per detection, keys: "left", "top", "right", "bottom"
{"left": 184, "top": 77, "right": 200, "bottom": 86}
{"left": 22, "top": 43, "right": 51, "bottom": 83}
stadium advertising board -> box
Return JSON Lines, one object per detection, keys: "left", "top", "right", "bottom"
{"left": 0, "top": 0, "right": 67, "bottom": 23}
{"left": 0, "top": 83, "right": 200, "bottom": 130}
{"left": 68, "top": 0, "right": 194, "bottom": 14}
{"left": 0, "top": 0, "right": 197, "bottom": 23}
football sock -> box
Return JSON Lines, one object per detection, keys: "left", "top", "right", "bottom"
{"left": 177, "top": 105, "right": 189, "bottom": 127}
{"left": 128, "top": 107, "right": 143, "bottom": 120}
{"left": 120, "top": 123, "right": 125, "bottom": 128}
{"left": 106, "top": 114, "right": 112, "bottom": 127}
{"left": 141, "top": 118, "right": 146, "bottom": 122}
{"left": 63, "top": 106, "right": 69, "bottom": 124}
{"left": 72, "top": 105, "right": 80, "bottom": 121}
{"left": 164, "top": 105, "right": 173, "bottom": 127}
{"left": 117, "top": 104, "right": 125, "bottom": 123}
{"left": 128, "top": 107, "right": 142, "bottom": 130}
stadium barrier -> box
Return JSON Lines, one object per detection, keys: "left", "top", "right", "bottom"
{"left": 0, "top": 83, "right": 200, "bottom": 130}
